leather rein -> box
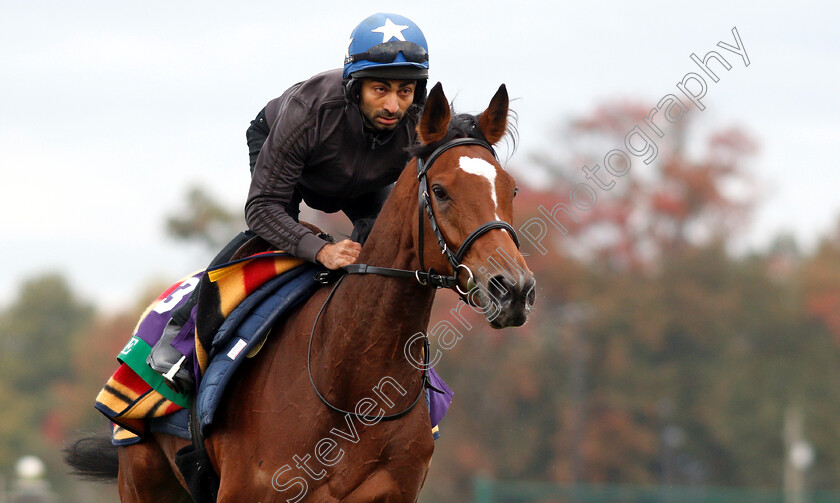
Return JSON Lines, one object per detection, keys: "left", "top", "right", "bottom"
{"left": 308, "top": 137, "right": 521, "bottom": 422}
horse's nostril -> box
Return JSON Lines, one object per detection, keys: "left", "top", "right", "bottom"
{"left": 488, "top": 275, "right": 515, "bottom": 301}
{"left": 485, "top": 274, "right": 535, "bottom": 309}
{"left": 525, "top": 286, "right": 536, "bottom": 306}
{"left": 523, "top": 276, "right": 536, "bottom": 306}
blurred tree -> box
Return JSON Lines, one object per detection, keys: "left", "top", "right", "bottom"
{"left": 0, "top": 274, "right": 94, "bottom": 478}
{"left": 0, "top": 274, "right": 93, "bottom": 391}
{"left": 529, "top": 102, "right": 756, "bottom": 269}
{"left": 801, "top": 223, "right": 840, "bottom": 346}
{"left": 165, "top": 185, "right": 246, "bottom": 250}
{"left": 0, "top": 273, "right": 138, "bottom": 502}
{"left": 164, "top": 184, "right": 351, "bottom": 251}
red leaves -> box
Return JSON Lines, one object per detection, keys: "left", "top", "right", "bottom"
{"left": 521, "top": 100, "right": 757, "bottom": 269}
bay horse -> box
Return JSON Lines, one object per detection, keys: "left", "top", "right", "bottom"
{"left": 67, "top": 82, "right": 536, "bottom": 502}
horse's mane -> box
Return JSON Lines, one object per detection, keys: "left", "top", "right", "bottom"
{"left": 408, "top": 110, "right": 519, "bottom": 162}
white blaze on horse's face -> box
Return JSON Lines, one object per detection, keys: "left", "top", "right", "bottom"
{"left": 458, "top": 156, "right": 500, "bottom": 221}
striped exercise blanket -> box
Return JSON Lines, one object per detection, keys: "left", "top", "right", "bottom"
{"left": 95, "top": 251, "right": 308, "bottom": 444}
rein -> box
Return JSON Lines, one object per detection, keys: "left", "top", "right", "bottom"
{"left": 307, "top": 136, "right": 520, "bottom": 421}
{"left": 307, "top": 275, "right": 431, "bottom": 422}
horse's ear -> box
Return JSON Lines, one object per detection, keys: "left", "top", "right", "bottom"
{"left": 417, "top": 82, "right": 451, "bottom": 145}
{"left": 478, "top": 84, "right": 509, "bottom": 145}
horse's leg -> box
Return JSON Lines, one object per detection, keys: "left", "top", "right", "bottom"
{"left": 117, "top": 435, "right": 192, "bottom": 503}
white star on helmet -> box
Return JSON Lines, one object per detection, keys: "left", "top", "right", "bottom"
{"left": 371, "top": 18, "right": 409, "bottom": 43}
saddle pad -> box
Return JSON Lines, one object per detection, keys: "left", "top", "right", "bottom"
{"left": 148, "top": 408, "right": 191, "bottom": 441}
{"left": 118, "top": 271, "right": 202, "bottom": 407}
{"left": 197, "top": 266, "right": 321, "bottom": 434}
{"left": 96, "top": 363, "right": 183, "bottom": 444}
{"left": 195, "top": 250, "right": 306, "bottom": 374}
{"left": 95, "top": 253, "right": 312, "bottom": 444}
{"left": 95, "top": 272, "right": 204, "bottom": 443}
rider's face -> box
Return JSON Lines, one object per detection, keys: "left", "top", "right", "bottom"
{"left": 359, "top": 79, "right": 416, "bottom": 131}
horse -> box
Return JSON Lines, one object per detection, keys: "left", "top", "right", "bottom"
{"left": 66, "top": 82, "right": 536, "bottom": 502}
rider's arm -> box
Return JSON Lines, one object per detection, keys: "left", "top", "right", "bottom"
{"left": 244, "top": 99, "right": 329, "bottom": 263}
{"left": 246, "top": 107, "right": 270, "bottom": 176}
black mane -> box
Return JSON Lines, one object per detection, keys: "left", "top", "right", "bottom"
{"left": 407, "top": 113, "right": 490, "bottom": 160}
{"left": 407, "top": 110, "right": 518, "bottom": 162}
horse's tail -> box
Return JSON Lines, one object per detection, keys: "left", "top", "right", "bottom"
{"left": 64, "top": 433, "right": 119, "bottom": 482}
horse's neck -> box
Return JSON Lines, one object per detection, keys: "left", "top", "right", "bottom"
{"left": 315, "top": 179, "right": 434, "bottom": 398}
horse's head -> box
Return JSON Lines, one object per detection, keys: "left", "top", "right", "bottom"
{"left": 412, "top": 83, "right": 536, "bottom": 328}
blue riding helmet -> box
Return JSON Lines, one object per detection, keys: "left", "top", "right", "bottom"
{"left": 343, "top": 13, "right": 429, "bottom": 80}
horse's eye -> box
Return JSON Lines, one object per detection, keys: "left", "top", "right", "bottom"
{"left": 514, "top": 187, "right": 519, "bottom": 198}
{"left": 432, "top": 186, "right": 449, "bottom": 201}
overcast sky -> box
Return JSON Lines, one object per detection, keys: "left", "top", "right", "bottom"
{"left": 1, "top": 1, "right": 838, "bottom": 309}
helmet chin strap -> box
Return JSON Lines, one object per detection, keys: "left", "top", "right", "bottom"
{"left": 343, "top": 77, "right": 361, "bottom": 103}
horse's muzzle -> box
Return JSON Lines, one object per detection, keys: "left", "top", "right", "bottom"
{"left": 484, "top": 272, "right": 536, "bottom": 328}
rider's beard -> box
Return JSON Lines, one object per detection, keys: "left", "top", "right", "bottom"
{"left": 362, "top": 108, "right": 404, "bottom": 131}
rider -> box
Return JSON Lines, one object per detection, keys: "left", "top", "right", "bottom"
{"left": 147, "top": 12, "right": 430, "bottom": 392}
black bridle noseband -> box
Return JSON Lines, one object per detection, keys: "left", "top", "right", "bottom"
{"left": 308, "top": 136, "right": 521, "bottom": 421}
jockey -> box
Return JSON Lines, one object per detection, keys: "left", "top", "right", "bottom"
{"left": 147, "top": 12, "right": 430, "bottom": 393}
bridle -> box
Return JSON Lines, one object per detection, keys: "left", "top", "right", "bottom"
{"left": 308, "top": 136, "right": 521, "bottom": 421}
{"left": 414, "top": 137, "right": 520, "bottom": 294}
{"left": 334, "top": 137, "right": 521, "bottom": 293}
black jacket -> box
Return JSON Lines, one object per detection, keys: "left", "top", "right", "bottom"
{"left": 245, "top": 69, "right": 421, "bottom": 262}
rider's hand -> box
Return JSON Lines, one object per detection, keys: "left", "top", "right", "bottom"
{"left": 316, "top": 239, "right": 362, "bottom": 270}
